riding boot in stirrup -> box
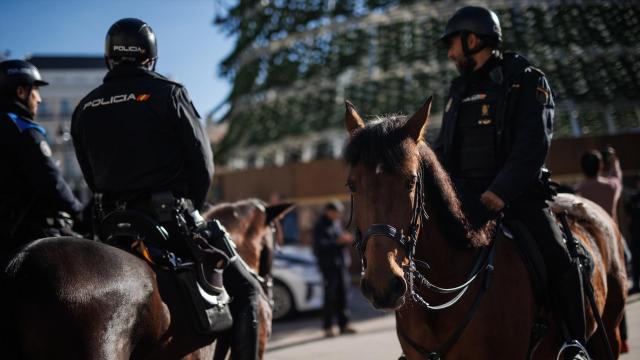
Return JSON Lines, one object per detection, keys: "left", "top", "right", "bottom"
{"left": 555, "top": 262, "right": 589, "bottom": 360}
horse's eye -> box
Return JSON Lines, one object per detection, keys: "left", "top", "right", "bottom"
{"left": 346, "top": 180, "right": 356, "bottom": 193}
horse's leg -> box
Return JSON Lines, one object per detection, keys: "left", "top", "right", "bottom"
{"left": 257, "top": 293, "right": 273, "bottom": 359}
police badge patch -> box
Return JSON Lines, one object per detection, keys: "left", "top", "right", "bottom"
{"left": 40, "top": 140, "right": 52, "bottom": 157}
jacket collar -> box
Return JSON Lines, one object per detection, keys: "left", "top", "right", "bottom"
{"left": 1, "top": 99, "right": 34, "bottom": 120}
{"left": 104, "top": 64, "right": 166, "bottom": 83}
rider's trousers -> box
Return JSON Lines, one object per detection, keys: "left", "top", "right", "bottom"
{"left": 223, "top": 257, "right": 262, "bottom": 360}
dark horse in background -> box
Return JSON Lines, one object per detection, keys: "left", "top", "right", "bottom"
{"left": 343, "top": 98, "right": 626, "bottom": 359}
{"left": 1, "top": 199, "right": 293, "bottom": 360}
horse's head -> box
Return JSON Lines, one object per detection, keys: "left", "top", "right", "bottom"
{"left": 344, "top": 97, "right": 432, "bottom": 310}
{"left": 204, "top": 200, "right": 294, "bottom": 276}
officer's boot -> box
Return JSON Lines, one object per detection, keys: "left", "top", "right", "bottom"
{"left": 230, "top": 299, "right": 260, "bottom": 360}
{"left": 555, "top": 262, "right": 589, "bottom": 360}
{"left": 225, "top": 259, "right": 261, "bottom": 360}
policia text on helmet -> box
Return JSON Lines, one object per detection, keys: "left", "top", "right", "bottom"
{"left": 105, "top": 18, "right": 158, "bottom": 71}
{"left": 0, "top": 60, "right": 49, "bottom": 117}
{"left": 438, "top": 6, "right": 502, "bottom": 76}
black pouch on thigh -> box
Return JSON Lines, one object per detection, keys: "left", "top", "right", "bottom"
{"left": 175, "top": 265, "right": 233, "bottom": 335}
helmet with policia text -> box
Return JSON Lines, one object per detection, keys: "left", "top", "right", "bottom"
{"left": 105, "top": 18, "right": 157, "bottom": 70}
{"left": 439, "top": 6, "right": 502, "bottom": 49}
{"left": 0, "top": 59, "right": 49, "bottom": 96}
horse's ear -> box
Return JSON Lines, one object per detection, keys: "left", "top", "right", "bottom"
{"left": 404, "top": 96, "right": 432, "bottom": 143}
{"left": 265, "top": 202, "right": 295, "bottom": 225}
{"left": 345, "top": 100, "right": 365, "bottom": 136}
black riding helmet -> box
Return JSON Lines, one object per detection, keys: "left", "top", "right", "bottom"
{"left": 105, "top": 18, "right": 157, "bottom": 70}
{"left": 438, "top": 6, "right": 502, "bottom": 54}
{"left": 0, "top": 59, "right": 49, "bottom": 96}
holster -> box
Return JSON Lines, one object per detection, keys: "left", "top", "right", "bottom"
{"left": 175, "top": 264, "right": 233, "bottom": 335}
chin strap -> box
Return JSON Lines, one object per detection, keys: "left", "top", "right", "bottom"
{"left": 459, "top": 31, "right": 488, "bottom": 76}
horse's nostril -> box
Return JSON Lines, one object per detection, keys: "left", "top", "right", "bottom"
{"left": 391, "top": 276, "right": 406, "bottom": 296}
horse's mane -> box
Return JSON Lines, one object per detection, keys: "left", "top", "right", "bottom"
{"left": 344, "top": 115, "right": 493, "bottom": 248}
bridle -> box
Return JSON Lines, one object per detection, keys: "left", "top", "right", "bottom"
{"left": 348, "top": 161, "right": 497, "bottom": 360}
{"left": 351, "top": 162, "right": 428, "bottom": 274}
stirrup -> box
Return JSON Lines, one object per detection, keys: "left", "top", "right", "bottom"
{"left": 556, "top": 340, "right": 591, "bottom": 360}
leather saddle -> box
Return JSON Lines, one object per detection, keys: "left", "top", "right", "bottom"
{"left": 99, "top": 208, "right": 233, "bottom": 335}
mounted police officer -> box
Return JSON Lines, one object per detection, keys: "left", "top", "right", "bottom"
{"left": 0, "top": 60, "right": 83, "bottom": 253}
{"left": 71, "top": 18, "right": 261, "bottom": 359}
{"left": 433, "top": 6, "right": 588, "bottom": 359}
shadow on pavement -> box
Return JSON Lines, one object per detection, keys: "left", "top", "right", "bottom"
{"left": 269, "top": 284, "right": 393, "bottom": 348}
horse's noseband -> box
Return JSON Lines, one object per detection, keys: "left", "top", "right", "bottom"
{"left": 354, "top": 223, "right": 418, "bottom": 264}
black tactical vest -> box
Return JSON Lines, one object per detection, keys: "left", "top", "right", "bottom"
{"left": 451, "top": 57, "right": 505, "bottom": 180}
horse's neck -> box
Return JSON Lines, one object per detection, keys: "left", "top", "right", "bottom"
{"left": 417, "top": 210, "right": 479, "bottom": 280}
{"left": 231, "top": 230, "right": 261, "bottom": 272}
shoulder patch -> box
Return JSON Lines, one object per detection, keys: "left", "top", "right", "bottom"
{"left": 40, "top": 140, "right": 52, "bottom": 157}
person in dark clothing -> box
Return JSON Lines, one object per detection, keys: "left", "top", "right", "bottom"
{"left": 433, "top": 6, "right": 588, "bottom": 358}
{"left": 0, "top": 60, "right": 83, "bottom": 253}
{"left": 313, "top": 200, "right": 356, "bottom": 337}
{"left": 71, "top": 18, "right": 261, "bottom": 360}
{"left": 627, "top": 176, "right": 640, "bottom": 294}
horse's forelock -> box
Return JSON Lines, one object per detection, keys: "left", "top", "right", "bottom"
{"left": 344, "top": 115, "right": 413, "bottom": 173}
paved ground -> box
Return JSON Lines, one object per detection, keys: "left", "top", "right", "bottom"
{"left": 266, "top": 287, "right": 640, "bottom": 359}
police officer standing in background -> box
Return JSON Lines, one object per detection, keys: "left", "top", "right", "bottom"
{"left": 433, "top": 6, "right": 588, "bottom": 358}
{"left": 71, "top": 18, "right": 261, "bottom": 359}
{"left": 0, "top": 60, "right": 83, "bottom": 253}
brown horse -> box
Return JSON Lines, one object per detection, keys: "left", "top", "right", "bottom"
{"left": 343, "top": 98, "right": 627, "bottom": 359}
{"left": 1, "top": 199, "right": 292, "bottom": 360}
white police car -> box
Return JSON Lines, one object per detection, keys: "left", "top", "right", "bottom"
{"left": 271, "top": 245, "right": 324, "bottom": 320}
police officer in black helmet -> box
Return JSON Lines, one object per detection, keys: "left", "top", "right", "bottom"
{"left": 433, "top": 6, "right": 588, "bottom": 359}
{"left": 0, "top": 60, "right": 83, "bottom": 253}
{"left": 72, "top": 18, "right": 262, "bottom": 359}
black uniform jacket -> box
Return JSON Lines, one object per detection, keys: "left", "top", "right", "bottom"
{"left": 433, "top": 52, "right": 555, "bottom": 205}
{"left": 71, "top": 65, "right": 213, "bottom": 209}
{"left": 0, "top": 100, "right": 83, "bottom": 239}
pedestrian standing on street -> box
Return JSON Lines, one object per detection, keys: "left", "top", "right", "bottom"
{"left": 627, "top": 176, "right": 640, "bottom": 294}
{"left": 313, "top": 200, "right": 357, "bottom": 337}
{"left": 0, "top": 60, "right": 83, "bottom": 256}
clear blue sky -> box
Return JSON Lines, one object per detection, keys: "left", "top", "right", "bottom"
{"left": 0, "top": 0, "right": 233, "bottom": 117}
